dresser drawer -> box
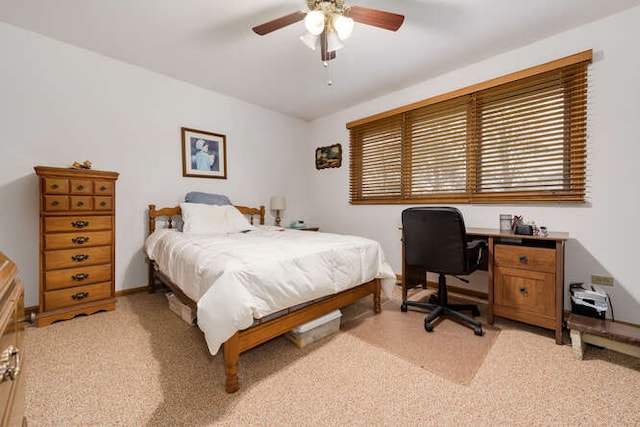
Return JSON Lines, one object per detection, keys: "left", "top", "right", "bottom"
{"left": 494, "top": 266, "right": 556, "bottom": 318}
{"left": 494, "top": 244, "right": 556, "bottom": 273}
{"left": 43, "top": 195, "right": 69, "bottom": 211}
{"left": 94, "top": 196, "right": 113, "bottom": 211}
{"left": 44, "top": 263, "right": 112, "bottom": 291}
{"left": 43, "top": 177, "right": 68, "bottom": 194}
{"left": 44, "top": 246, "right": 112, "bottom": 270}
{"left": 70, "top": 196, "right": 93, "bottom": 211}
{"left": 94, "top": 181, "right": 114, "bottom": 195}
{"left": 44, "top": 216, "right": 112, "bottom": 233}
{"left": 44, "top": 281, "right": 112, "bottom": 311}
{"left": 69, "top": 179, "right": 92, "bottom": 194}
{"left": 44, "top": 230, "right": 112, "bottom": 250}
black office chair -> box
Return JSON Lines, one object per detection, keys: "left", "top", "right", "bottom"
{"left": 400, "top": 207, "right": 486, "bottom": 336}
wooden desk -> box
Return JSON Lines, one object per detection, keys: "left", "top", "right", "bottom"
{"left": 403, "top": 228, "right": 569, "bottom": 344}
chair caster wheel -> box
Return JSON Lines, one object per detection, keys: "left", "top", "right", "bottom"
{"left": 474, "top": 326, "right": 483, "bottom": 336}
{"left": 425, "top": 320, "right": 434, "bottom": 332}
{"left": 400, "top": 303, "right": 408, "bottom": 312}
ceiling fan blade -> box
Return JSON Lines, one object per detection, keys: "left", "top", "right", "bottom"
{"left": 344, "top": 5, "right": 405, "bottom": 31}
{"left": 252, "top": 10, "right": 306, "bottom": 35}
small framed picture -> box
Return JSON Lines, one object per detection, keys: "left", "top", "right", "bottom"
{"left": 315, "top": 143, "right": 342, "bottom": 170}
{"left": 181, "top": 127, "right": 227, "bottom": 179}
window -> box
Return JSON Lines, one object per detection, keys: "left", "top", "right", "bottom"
{"left": 348, "top": 51, "right": 591, "bottom": 204}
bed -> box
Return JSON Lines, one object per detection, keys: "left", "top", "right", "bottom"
{"left": 145, "top": 202, "right": 395, "bottom": 393}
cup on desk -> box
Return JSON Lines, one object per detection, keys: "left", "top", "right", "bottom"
{"left": 539, "top": 226, "right": 548, "bottom": 237}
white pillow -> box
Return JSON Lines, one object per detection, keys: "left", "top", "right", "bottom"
{"left": 180, "top": 203, "right": 255, "bottom": 234}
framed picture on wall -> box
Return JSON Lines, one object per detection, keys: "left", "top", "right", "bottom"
{"left": 315, "top": 143, "right": 342, "bottom": 170}
{"left": 181, "top": 127, "right": 227, "bottom": 179}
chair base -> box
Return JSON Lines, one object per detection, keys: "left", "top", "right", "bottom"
{"left": 401, "top": 273, "right": 483, "bottom": 336}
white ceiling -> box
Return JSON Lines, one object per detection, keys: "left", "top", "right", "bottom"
{"left": 1, "top": 0, "right": 639, "bottom": 121}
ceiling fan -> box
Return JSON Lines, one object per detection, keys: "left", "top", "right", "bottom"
{"left": 252, "top": 0, "right": 405, "bottom": 63}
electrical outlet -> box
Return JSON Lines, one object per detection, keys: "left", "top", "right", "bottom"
{"left": 591, "top": 274, "right": 614, "bottom": 286}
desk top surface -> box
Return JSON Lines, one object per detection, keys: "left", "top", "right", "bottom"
{"left": 466, "top": 227, "right": 569, "bottom": 241}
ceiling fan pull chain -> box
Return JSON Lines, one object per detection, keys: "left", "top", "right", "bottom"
{"left": 325, "top": 59, "right": 333, "bottom": 86}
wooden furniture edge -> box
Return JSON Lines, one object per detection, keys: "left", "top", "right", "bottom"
{"left": 224, "top": 279, "right": 381, "bottom": 393}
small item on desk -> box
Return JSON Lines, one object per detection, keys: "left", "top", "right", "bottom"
{"left": 514, "top": 224, "right": 533, "bottom": 235}
{"left": 499, "top": 214, "right": 512, "bottom": 231}
{"left": 539, "top": 226, "right": 548, "bottom": 237}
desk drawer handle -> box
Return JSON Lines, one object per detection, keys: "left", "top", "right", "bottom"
{"left": 51, "top": 184, "right": 59, "bottom": 190}
{"left": 71, "top": 273, "right": 89, "bottom": 281}
{"left": 71, "top": 220, "right": 89, "bottom": 228}
{"left": 100, "top": 201, "right": 107, "bottom": 207}
{"left": 51, "top": 200, "right": 60, "bottom": 207}
{"left": 100, "top": 185, "right": 107, "bottom": 191}
{"left": 519, "top": 256, "right": 528, "bottom": 263}
{"left": 76, "top": 184, "right": 85, "bottom": 190}
{"left": 72, "top": 292, "right": 89, "bottom": 300}
{"left": 71, "top": 254, "right": 89, "bottom": 262}
{"left": 76, "top": 201, "right": 84, "bottom": 207}
{"left": 519, "top": 286, "right": 528, "bottom": 295}
{"left": 71, "top": 236, "right": 89, "bottom": 245}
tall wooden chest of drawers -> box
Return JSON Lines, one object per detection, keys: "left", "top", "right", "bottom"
{"left": 34, "top": 166, "right": 119, "bottom": 327}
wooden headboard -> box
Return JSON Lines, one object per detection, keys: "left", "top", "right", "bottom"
{"left": 148, "top": 204, "right": 266, "bottom": 235}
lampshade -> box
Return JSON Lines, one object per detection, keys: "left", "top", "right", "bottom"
{"left": 304, "top": 10, "right": 325, "bottom": 35}
{"left": 326, "top": 30, "right": 344, "bottom": 52}
{"left": 270, "top": 196, "right": 286, "bottom": 211}
{"left": 299, "top": 31, "right": 318, "bottom": 50}
{"left": 333, "top": 15, "right": 354, "bottom": 40}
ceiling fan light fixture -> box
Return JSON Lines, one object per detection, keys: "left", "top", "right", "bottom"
{"left": 333, "top": 14, "right": 354, "bottom": 40}
{"left": 304, "top": 10, "right": 325, "bottom": 35}
{"left": 299, "top": 32, "right": 319, "bottom": 50}
{"left": 325, "top": 30, "right": 344, "bottom": 52}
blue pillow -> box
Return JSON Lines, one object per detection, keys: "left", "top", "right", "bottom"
{"left": 184, "top": 192, "right": 232, "bottom": 206}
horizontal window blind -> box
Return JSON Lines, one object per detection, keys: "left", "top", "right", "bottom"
{"left": 348, "top": 51, "right": 591, "bottom": 204}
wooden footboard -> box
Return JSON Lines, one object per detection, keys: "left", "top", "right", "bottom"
{"left": 146, "top": 203, "right": 382, "bottom": 393}
{"left": 224, "top": 278, "right": 381, "bottom": 393}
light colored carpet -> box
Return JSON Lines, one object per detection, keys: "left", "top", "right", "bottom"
{"left": 341, "top": 290, "right": 500, "bottom": 385}
{"left": 24, "top": 291, "right": 640, "bottom": 425}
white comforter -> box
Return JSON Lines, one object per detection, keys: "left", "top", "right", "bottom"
{"left": 144, "top": 226, "right": 396, "bottom": 355}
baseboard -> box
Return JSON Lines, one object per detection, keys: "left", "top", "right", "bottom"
{"left": 396, "top": 274, "right": 488, "bottom": 301}
{"left": 115, "top": 285, "right": 152, "bottom": 297}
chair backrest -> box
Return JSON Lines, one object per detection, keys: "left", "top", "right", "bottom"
{"left": 402, "top": 207, "right": 470, "bottom": 275}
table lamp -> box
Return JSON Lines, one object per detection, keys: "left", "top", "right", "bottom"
{"left": 270, "top": 196, "right": 286, "bottom": 226}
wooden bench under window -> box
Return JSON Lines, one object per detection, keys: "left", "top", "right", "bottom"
{"left": 567, "top": 314, "right": 640, "bottom": 359}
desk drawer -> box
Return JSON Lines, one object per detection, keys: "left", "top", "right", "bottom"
{"left": 44, "top": 281, "right": 112, "bottom": 310}
{"left": 44, "top": 246, "right": 112, "bottom": 270}
{"left": 44, "top": 263, "right": 112, "bottom": 291}
{"left": 44, "top": 230, "right": 112, "bottom": 250}
{"left": 494, "top": 244, "right": 555, "bottom": 273}
{"left": 494, "top": 266, "right": 555, "bottom": 318}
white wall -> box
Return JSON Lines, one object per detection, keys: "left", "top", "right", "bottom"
{"left": 305, "top": 6, "right": 640, "bottom": 324}
{"left": 2, "top": 6, "right": 639, "bottom": 325}
{"left": 0, "top": 22, "right": 309, "bottom": 307}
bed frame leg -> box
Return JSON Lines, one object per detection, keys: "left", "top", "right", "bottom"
{"left": 223, "top": 333, "right": 240, "bottom": 393}
{"left": 373, "top": 279, "right": 382, "bottom": 313}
